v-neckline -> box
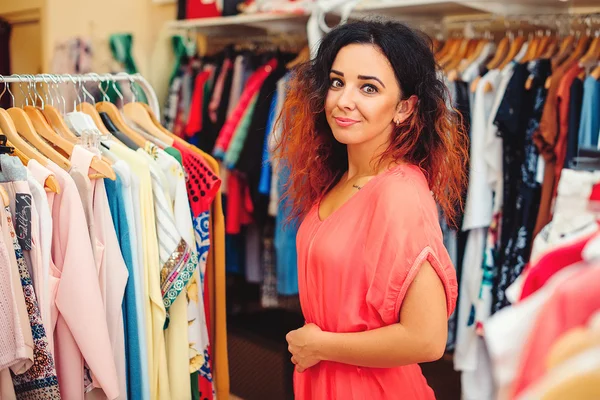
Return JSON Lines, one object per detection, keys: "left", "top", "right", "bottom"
{"left": 316, "top": 164, "right": 403, "bottom": 223}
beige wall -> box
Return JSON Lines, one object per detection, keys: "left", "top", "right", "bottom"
{"left": 1, "top": 0, "right": 176, "bottom": 76}
{"left": 0, "top": 0, "right": 43, "bottom": 106}
{"left": 43, "top": 0, "right": 176, "bottom": 74}
{"left": 0, "top": 0, "right": 43, "bottom": 15}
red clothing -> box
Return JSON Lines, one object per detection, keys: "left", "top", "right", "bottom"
{"left": 519, "top": 232, "right": 596, "bottom": 300}
{"left": 213, "top": 59, "right": 278, "bottom": 157}
{"left": 512, "top": 264, "right": 600, "bottom": 398}
{"left": 173, "top": 141, "right": 221, "bottom": 217}
{"left": 294, "top": 164, "right": 457, "bottom": 399}
{"left": 225, "top": 171, "right": 253, "bottom": 235}
{"left": 553, "top": 64, "right": 584, "bottom": 196}
{"left": 185, "top": 70, "right": 212, "bottom": 138}
{"left": 186, "top": 0, "right": 221, "bottom": 19}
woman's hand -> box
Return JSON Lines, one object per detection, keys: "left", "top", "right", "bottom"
{"left": 286, "top": 323, "right": 326, "bottom": 373}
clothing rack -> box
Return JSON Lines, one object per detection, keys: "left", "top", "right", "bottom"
{"left": 0, "top": 73, "right": 160, "bottom": 118}
{"left": 428, "top": 11, "right": 600, "bottom": 37}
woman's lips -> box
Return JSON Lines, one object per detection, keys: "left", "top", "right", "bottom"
{"left": 334, "top": 117, "right": 359, "bottom": 127}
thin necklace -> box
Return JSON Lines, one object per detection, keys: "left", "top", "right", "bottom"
{"left": 352, "top": 184, "right": 362, "bottom": 190}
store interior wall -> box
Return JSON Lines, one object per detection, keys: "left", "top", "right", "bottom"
{"left": 0, "top": 0, "right": 176, "bottom": 105}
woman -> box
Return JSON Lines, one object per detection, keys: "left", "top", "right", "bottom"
{"left": 276, "top": 20, "right": 468, "bottom": 399}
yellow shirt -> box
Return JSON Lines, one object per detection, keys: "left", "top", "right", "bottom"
{"left": 111, "top": 143, "right": 170, "bottom": 400}
{"left": 142, "top": 144, "right": 195, "bottom": 400}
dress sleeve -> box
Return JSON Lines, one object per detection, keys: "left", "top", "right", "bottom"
{"left": 363, "top": 172, "right": 458, "bottom": 326}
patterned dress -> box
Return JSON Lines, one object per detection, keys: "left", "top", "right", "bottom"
{"left": 5, "top": 206, "right": 61, "bottom": 399}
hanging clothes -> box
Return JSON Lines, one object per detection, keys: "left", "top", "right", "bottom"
{"left": 105, "top": 167, "right": 147, "bottom": 400}
{"left": 71, "top": 146, "right": 130, "bottom": 400}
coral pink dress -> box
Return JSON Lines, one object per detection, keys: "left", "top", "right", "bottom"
{"left": 294, "top": 164, "right": 458, "bottom": 399}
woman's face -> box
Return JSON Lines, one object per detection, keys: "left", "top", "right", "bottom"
{"left": 325, "top": 44, "right": 406, "bottom": 150}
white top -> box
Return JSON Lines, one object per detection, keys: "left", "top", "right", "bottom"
{"left": 462, "top": 69, "right": 502, "bottom": 231}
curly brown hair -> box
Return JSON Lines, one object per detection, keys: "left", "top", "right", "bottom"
{"left": 274, "top": 20, "right": 469, "bottom": 227}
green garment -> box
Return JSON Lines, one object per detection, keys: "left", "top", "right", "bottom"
{"left": 107, "top": 33, "right": 147, "bottom": 104}
{"left": 224, "top": 94, "right": 258, "bottom": 168}
{"left": 191, "top": 371, "right": 199, "bottom": 400}
{"left": 164, "top": 146, "right": 183, "bottom": 165}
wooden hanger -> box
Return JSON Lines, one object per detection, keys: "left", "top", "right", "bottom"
{"left": 486, "top": 36, "right": 510, "bottom": 70}
{"left": 445, "top": 38, "right": 471, "bottom": 73}
{"left": 448, "top": 39, "right": 479, "bottom": 80}
{"left": 459, "top": 39, "right": 488, "bottom": 75}
{"left": 521, "top": 34, "right": 541, "bottom": 63}
{"left": 24, "top": 106, "right": 115, "bottom": 180}
{"left": 439, "top": 38, "right": 462, "bottom": 68}
{"left": 435, "top": 38, "right": 453, "bottom": 60}
{"left": 96, "top": 101, "right": 147, "bottom": 148}
{"left": 8, "top": 107, "right": 71, "bottom": 170}
{"left": 464, "top": 38, "right": 480, "bottom": 59}
{"left": 0, "top": 108, "right": 50, "bottom": 167}
{"left": 524, "top": 35, "right": 559, "bottom": 90}
{"left": 497, "top": 35, "right": 527, "bottom": 71}
{"left": 42, "top": 104, "right": 79, "bottom": 140}
{"left": 76, "top": 102, "right": 111, "bottom": 136}
{"left": 563, "top": 35, "right": 591, "bottom": 69}
{"left": 536, "top": 32, "right": 553, "bottom": 59}
{"left": 579, "top": 35, "right": 600, "bottom": 66}
{"left": 138, "top": 103, "right": 195, "bottom": 150}
{"left": 23, "top": 105, "right": 75, "bottom": 154}
{"left": 123, "top": 102, "right": 174, "bottom": 145}
{"left": 546, "top": 36, "right": 592, "bottom": 89}
{"left": 0, "top": 109, "right": 60, "bottom": 193}
{"left": 541, "top": 35, "right": 560, "bottom": 59}
{"left": 139, "top": 103, "right": 173, "bottom": 135}
{"left": 552, "top": 35, "right": 576, "bottom": 69}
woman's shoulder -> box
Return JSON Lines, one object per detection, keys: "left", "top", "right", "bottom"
{"left": 372, "top": 164, "right": 434, "bottom": 206}
{"left": 362, "top": 164, "right": 439, "bottom": 228}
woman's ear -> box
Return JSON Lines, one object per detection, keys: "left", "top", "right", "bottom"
{"left": 394, "top": 95, "right": 418, "bottom": 125}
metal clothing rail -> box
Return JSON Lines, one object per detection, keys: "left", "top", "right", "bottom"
{"left": 0, "top": 73, "right": 161, "bottom": 118}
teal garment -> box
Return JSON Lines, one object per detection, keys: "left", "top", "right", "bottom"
{"left": 169, "top": 35, "right": 189, "bottom": 85}
{"left": 224, "top": 95, "right": 258, "bottom": 168}
{"left": 275, "top": 164, "right": 299, "bottom": 295}
{"left": 578, "top": 75, "right": 600, "bottom": 149}
{"left": 259, "top": 93, "right": 279, "bottom": 195}
{"left": 108, "top": 34, "right": 147, "bottom": 104}
{"left": 164, "top": 146, "right": 183, "bottom": 165}
{"left": 105, "top": 174, "right": 148, "bottom": 400}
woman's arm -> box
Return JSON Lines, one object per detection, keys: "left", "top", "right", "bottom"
{"left": 287, "top": 261, "right": 448, "bottom": 371}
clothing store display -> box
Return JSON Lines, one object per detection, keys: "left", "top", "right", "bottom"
{"left": 0, "top": 72, "right": 228, "bottom": 400}
{"left": 165, "top": 47, "right": 300, "bottom": 312}
{"left": 433, "top": 22, "right": 600, "bottom": 400}
{"left": 8, "top": 4, "right": 600, "bottom": 399}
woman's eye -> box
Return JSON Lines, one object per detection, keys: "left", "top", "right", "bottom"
{"left": 330, "top": 78, "right": 343, "bottom": 88}
{"left": 362, "top": 84, "right": 378, "bottom": 94}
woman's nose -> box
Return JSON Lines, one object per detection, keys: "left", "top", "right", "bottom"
{"left": 336, "top": 87, "right": 356, "bottom": 111}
